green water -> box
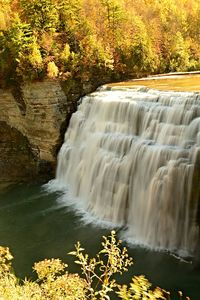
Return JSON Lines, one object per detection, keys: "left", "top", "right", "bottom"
{"left": 0, "top": 184, "right": 199, "bottom": 299}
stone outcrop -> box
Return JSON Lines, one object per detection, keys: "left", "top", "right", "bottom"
{"left": 0, "top": 80, "right": 70, "bottom": 186}
{"left": 0, "top": 76, "right": 112, "bottom": 187}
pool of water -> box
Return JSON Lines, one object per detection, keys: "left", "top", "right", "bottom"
{"left": 0, "top": 184, "right": 199, "bottom": 299}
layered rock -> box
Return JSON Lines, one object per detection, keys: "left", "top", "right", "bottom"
{"left": 0, "top": 80, "right": 69, "bottom": 186}
{"left": 0, "top": 75, "right": 114, "bottom": 187}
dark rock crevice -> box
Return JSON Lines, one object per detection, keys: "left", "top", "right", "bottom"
{"left": 0, "top": 121, "right": 37, "bottom": 189}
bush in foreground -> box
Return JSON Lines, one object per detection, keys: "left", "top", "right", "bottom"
{"left": 0, "top": 231, "right": 190, "bottom": 299}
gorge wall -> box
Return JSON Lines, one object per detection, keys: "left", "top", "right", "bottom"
{"left": 0, "top": 79, "right": 98, "bottom": 188}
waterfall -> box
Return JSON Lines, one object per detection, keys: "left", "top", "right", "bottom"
{"left": 55, "top": 86, "right": 200, "bottom": 255}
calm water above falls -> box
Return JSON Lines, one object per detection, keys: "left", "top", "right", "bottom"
{"left": 56, "top": 87, "right": 200, "bottom": 256}
{"left": 0, "top": 184, "right": 199, "bottom": 299}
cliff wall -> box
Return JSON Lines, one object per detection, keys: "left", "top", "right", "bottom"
{"left": 0, "top": 80, "right": 74, "bottom": 187}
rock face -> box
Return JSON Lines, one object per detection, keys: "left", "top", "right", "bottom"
{"left": 0, "top": 122, "right": 37, "bottom": 189}
{"left": 0, "top": 80, "right": 70, "bottom": 186}
{"left": 0, "top": 76, "right": 112, "bottom": 187}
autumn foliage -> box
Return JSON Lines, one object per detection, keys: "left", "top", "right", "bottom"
{"left": 0, "top": 0, "right": 200, "bottom": 85}
{"left": 0, "top": 232, "right": 189, "bottom": 299}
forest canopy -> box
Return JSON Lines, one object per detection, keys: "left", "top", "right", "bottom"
{"left": 0, "top": 0, "right": 200, "bottom": 85}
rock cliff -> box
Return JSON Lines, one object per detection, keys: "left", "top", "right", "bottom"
{"left": 0, "top": 75, "right": 113, "bottom": 188}
{"left": 0, "top": 80, "right": 72, "bottom": 187}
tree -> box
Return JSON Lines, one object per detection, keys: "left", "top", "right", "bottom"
{"left": 100, "top": 0, "right": 126, "bottom": 48}
{"left": 1, "top": 0, "right": 200, "bottom": 83}
{"left": 0, "top": 14, "right": 34, "bottom": 83}
{"left": 168, "top": 32, "right": 190, "bottom": 72}
{"left": 20, "top": 0, "right": 59, "bottom": 32}
{"left": 117, "top": 16, "right": 159, "bottom": 76}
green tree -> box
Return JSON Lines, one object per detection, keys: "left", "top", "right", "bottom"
{"left": 57, "top": 0, "right": 83, "bottom": 31}
{"left": 20, "top": 0, "right": 59, "bottom": 32}
{"left": 0, "top": 14, "right": 34, "bottom": 83}
{"left": 100, "top": 0, "right": 126, "bottom": 47}
{"left": 168, "top": 32, "right": 190, "bottom": 71}
{"left": 1, "top": 0, "right": 200, "bottom": 83}
{"left": 117, "top": 16, "right": 159, "bottom": 76}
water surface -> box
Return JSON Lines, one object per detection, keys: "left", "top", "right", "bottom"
{"left": 0, "top": 184, "right": 199, "bottom": 299}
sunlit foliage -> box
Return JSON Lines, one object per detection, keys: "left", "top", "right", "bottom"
{"left": 0, "top": 0, "right": 200, "bottom": 85}
{"left": 0, "top": 232, "right": 189, "bottom": 299}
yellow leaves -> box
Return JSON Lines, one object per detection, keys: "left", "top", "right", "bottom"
{"left": 0, "top": 0, "right": 12, "bottom": 30}
{"left": 28, "top": 40, "right": 43, "bottom": 68}
{"left": 0, "top": 246, "right": 13, "bottom": 274}
{"left": 0, "top": 237, "right": 188, "bottom": 300}
{"left": 1, "top": 0, "right": 200, "bottom": 82}
{"left": 33, "top": 258, "right": 67, "bottom": 281}
{"left": 61, "top": 43, "right": 71, "bottom": 62}
{"left": 130, "top": 275, "right": 152, "bottom": 293}
{"left": 0, "top": 246, "right": 13, "bottom": 262}
{"left": 51, "top": 274, "right": 87, "bottom": 299}
{"left": 0, "top": 11, "right": 7, "bottom": 30}
{"left": 47, "top": 61, "right": 59, "bottom": 79}
{"left": 68, "top": 231, "right": 134, "bottom": 299}
{"left": 0, "top": 248, "right": 86, "bottom": 299}
{"left": 117, "top": 275, "right": 166, "bottom": 299}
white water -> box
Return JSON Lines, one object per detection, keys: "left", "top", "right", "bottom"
{"left": 55, "top": 87, "right": 200, "bottom": 255}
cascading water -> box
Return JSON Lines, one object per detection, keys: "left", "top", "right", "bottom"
{"left": 55, "top": 86, "right": 200, "bottom": 256}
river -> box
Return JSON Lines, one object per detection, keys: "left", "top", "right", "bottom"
{"left": 0, "top": 183, "right": 199, "bottom": 299}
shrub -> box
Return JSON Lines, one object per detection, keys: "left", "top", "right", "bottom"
{"left": 0, "top": 231, "right": 189, "bottom": 300}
